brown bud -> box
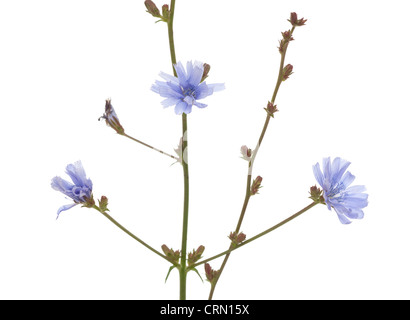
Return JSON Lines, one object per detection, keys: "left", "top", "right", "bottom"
{"left": 98, "top": 196, "right": 109, "bottom": 212}
{"left": 161, "top": 244, "right": 181, "bottom": 263}
{"left": 265, "top": 102, "right": 278, "bottom": 117}
{"left": 228, "top": 231, "right": 246, "bottom": 246}
{"left": 145, "top": 0, "right": 161, "bottom": 18}
{"left": 282, "top": 64, "right": 293, "bottom": 81}
{"left": 188, "top": 245, "right": 205, "bottom": 266}
{"left": 250, "top": 176, "right": 263, "bottom": 195}
{"left": 309, "top": 185, "right": 325, "bottom": 204}
{"left": 288, "top": 12, "right": 307, "bottom": 27}
{"left": 205, "top": 263, "right": 220, "bottom": 283}
{"left": 201, "top": 63, "right": 211, "bottom": 82}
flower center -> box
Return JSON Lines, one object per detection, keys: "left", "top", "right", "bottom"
{"left": 327, "top": 182, "right": 345, "bottom": 199}
{"left": 183, "top": 87, "right": 196, "bottom": 98}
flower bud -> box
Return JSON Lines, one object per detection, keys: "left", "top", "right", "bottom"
{"left": 265, "top": 102, "right": 278, "bottom": 117}
{"left": 250, "top": 176, "right": 263, "bottom": 195}
{"left": 282, "top": 64, "right": 293, "bottom": 81}
{"left": 228, "top": 231, "right": 246, "bottom": 246}
{"left": 205, "top": 263, "right": 220, "bottom": 284}
{"left": 161, "top": 245, "right": 181, "bottom": 264}
{"left": 99, "top": 99, "right": 124, "bottom": 134}
{"left": 288, "top": 12, "right": 307, "bottom": 27}
{"left": 309, "top": 185, "right": 325, "bottom": 204}
{"left": 240, "top": 145, "right": 252, "bottom": 161}
{"left": 162, "top": 4, "right": 170, "bottom": 21}
{"left": 144, "top": 0, "right": 161, "bottom": 18}
{"left": 98, "top": 196, "right": 109, "bottom": 212}
{"left": 201, "top": 63, "right": 211, "bottom": 82}
{"left": 188, "top": 245, "right": 205, "bottom": 266}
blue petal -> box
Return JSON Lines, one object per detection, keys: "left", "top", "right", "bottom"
{"left": 332, "top": 157, "right": 351, "bottom": 184}
{"left": 56, "top": 203, "right": 77, "bottom": 219}
{"left": 159, "top": 71, "right": 178, "bottom": 84}
{"left": 207, "top": 83, "right": 225, "bottom": 92}
{"left": 152, "top": 81, "right": 184, "bottom": 99}
{"left": 184, "top": 104, "right": 193, "bottom": 114}
{"left": 66, "top": 161, "right": 92, "bottom": 190}
{"left": 174, "top": 62, "right": 188, "bottom": 87}
{"left": 188, "top": 62, "right": 204, "bottom": 87}
{"left": 194, "top": 101, "right": 208, "bottom": 109}
{"left": 341, "top": 171, "right": 355, "bottom": 189}
{"left": 312, "top": 163, "right": 324, "bottom": 187}
{"left": 195, "top": 83, "right": 211, "bottom": 100}
{"left": 51, "top": 176, "right": 74, "bottom": 198}
{"left": 174, "top": 100, "right": 188, "bottom": 115}
{"left": 161, "top": 97, "right": 181, "bottom": 108}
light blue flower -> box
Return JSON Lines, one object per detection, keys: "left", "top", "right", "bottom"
{"left": 151, "top": 61, "right": 224, "bottom": 115}
{"left": 51, "top": 161, "right": 93, "bottom": 218}
{"left": 313, "top": 157, "right": 368, "bottom": 224}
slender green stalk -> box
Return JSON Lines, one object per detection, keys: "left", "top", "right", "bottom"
{"left": 208, "top": 26, "right": 297, "bottom": 300}
{"left": 190, "top": 202, "right": 318, "bottom": 269}
{"left": 179, "top": 113, "right": 189, "bottom": 300}
{"left": 92, "top": 206, "right": 171, "bottom": 264}
{"left": 165, "top": 0, "right": 190, "bottom": 300}
{"left": 121, "top": 132, "right": 178, "bottom": 161}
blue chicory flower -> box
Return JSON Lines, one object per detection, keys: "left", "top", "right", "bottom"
{"left": 51, "top": 161, "right": 93, "bottom": 218}
{"left": 151, "top": 61, "right": 224, "bottom": 115}
{"left": 313, "top": 157, "right": 368, "bottom": 224}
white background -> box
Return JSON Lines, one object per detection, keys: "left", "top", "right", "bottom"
{"left": 1, "top": 0, "right": 409, "bottom": 300}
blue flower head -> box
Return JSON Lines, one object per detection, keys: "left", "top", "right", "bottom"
{"left": 51, "top": 161, "right": 94, "bottom": 218}
{"left": 313, "top": 157, "right": 368, "bottom": 224}
{"left": 152, "top": 61, "right": 224, "bottom": 115}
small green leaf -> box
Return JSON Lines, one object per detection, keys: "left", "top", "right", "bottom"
{"left": 165, "top": 266, "right": 176, "bottom": 283}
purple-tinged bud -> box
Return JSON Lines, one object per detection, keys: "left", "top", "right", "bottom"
{"left": 145, "top": 0, "right": 161, "bottom": 18}
{"left": 98, "top": 196, "right": 109, "bottom": 212}
{"left": 309, "top": 185, "right": 325, "bottom": 204}
{"left": 288, "top": 12, "right": 307, "bottom": 27}
{"left": 205, "top": 263, "right": 220, "bottom": 284}
{"left": 282, "top": 30, "right": 294, "bottom": 41}
{"left": 201, "top": 63, "right": 211, "bottom": 82}
{"left": 240, "top": 145, "right": 252, "bottom": 161}
{"left": 162, "top": 4, "right": 170, "bottom": 21}
{"left": 282, "top": 64, "right": 293, "bottom": 81}
{"left": 228, "top": 231, "right": 246, "bottom": 246}
{"left": 250, "top": 176, "right": 263, "bottom": 195}
{"left": 99, "top": 99, "right": 124, "bottom": 134}
{"left": 265, "top": 101, "right": 278, "bottom": 117}
{"left": 161, "top": 244, "right": 181, "bottom": 264}
{"left": 188, "top": 245, "right": 205, "bottom": 266}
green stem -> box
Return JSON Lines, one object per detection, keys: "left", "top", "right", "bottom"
{"left": 92, "top": 206, "right": 172, "bottom": 264}
{"left": 190, "top": 202, "right": 318, "bottom": 269}
{"left": 121, "top": 132, "right": 178, "bottom": 161}
{"left": 179, "top": 113, "right": 189, "bottom": 300}
{"left": 166, "top": 0, "right": 189, "bottom": 300}
{"left": 208, "top": 26, "right": 297, "bottom": 300}
{"left": 168, "top": 0, "right": 177, "bottom": 75}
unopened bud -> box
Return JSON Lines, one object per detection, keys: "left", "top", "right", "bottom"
{"left": 282, "top": 64, "right": 293, "bottom": 81}
{"left": 98, "top": 196, "right": 109, "bottom": 212}
{"left": 201, "top": 63, "right": 211, "bottom": 82}
{"left": 309, "top": 185, "right": 325, "bottom": 204}
{"left": 288, "top": 12, "right": 307, "bottom": 27}
{"left": 240, "top": 145, "right": 252, "bottom": 161}
{"left": 188, "top": 245, "right": 205, "bottom": 266}
{"left": 228, "top": 231, "right": 246, "bottom": 246}
{"left": 161, "top": 244, "right": 181, "bottom": 264}
{"left": 144, "top": 0, "right": 161, "bottom": 18}
{"left": 250, "top": 176, "right": 263, "bottom": 195}
{"left": 265, "top": 102, "right": 278, "bottom": 117}
{"left": 162, "top": 4, "right": 170, "bottom": 21}
{"left": 99, "top": 99, "right": 124, "bottom": 134}
{"left": 205, "top": 263, "right": 220, "bottom": 284}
